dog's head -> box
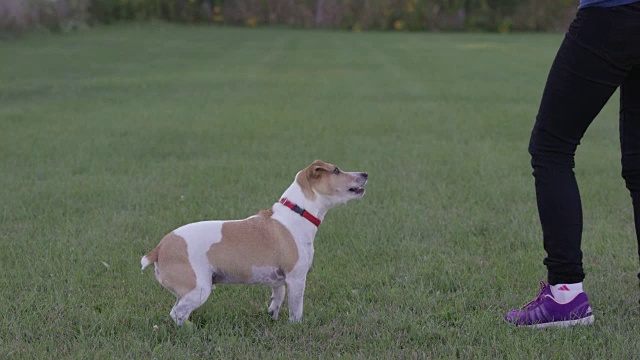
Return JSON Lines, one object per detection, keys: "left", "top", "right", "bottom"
{"left": 296, "top": 160, "right": 368, "bottom": 206}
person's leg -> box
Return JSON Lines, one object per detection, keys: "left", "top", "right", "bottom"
{"left": 620, "top": 67, "right": 640, "bottom": 269}
{"left": 506, "top": 4, "right": 640, "bottom": 328}
{"left": 507, "top": 8, "right": 626, "bottom": 328}
{"left": 529, "top": 9, "right": 629, "bottom": 286}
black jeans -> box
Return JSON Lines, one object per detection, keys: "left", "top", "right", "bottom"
{"left": 529, "top": 3, "right": 640, "bottom": 285}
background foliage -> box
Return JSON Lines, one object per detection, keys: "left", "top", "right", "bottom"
{"left": 1, "top": 0, "right": 577, "bottom": 35}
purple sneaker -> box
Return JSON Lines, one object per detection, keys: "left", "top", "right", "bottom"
{"left": 504, "top": 281, "right": 594, "bottom": 328}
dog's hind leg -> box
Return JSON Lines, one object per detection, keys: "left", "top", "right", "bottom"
{"left": 170, "top": 283, "right": 212, "bottom": 326}
{"left": 268, "top": 285, "right": 285, "bottom": 320}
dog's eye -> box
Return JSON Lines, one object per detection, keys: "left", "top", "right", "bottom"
{"left": 333, "top": 167, "right": 340, "bottom": 175}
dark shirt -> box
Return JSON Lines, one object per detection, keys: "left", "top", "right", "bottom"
{"left": 579, "top": 0, "right": 640, "bottom": 9}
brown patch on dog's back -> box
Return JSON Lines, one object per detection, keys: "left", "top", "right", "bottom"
{"left": 207, "top": 217, "right": 298, "bottom": 283}
{"left": 258, "top": 207, "right": 274, "bottom": 218}
{"left": 155, "top": 233, "right": 197, "bottom": 298}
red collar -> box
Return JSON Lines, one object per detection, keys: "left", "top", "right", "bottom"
{"left": 279, "top": 198, "right": 321, "bottom": 227}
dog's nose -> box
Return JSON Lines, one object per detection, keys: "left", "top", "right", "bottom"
{"left": 361, "top": 172, "right": 368, "bottom": 179}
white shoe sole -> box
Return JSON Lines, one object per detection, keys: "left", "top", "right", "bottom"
{"left": 525, "top": 315, "right": 595, "bottom": 329}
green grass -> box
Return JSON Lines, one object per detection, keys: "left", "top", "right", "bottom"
{"left": 1, "top": 23, "right": 638, "bottom": 358}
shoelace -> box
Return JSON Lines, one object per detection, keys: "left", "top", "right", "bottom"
{"left": 520, "top": 281, "right": 548, "bottom": 309}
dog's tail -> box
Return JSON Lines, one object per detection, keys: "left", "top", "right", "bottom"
{"left": 141, "top": 246, "right": 160, "bottom": 271}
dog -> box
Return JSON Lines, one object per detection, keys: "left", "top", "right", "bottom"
{"left": 141, "top": 160, "right": 368, "bottom": 325}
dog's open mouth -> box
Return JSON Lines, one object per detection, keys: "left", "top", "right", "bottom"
{"left": 349, "top": 187, "right": 365, "bottom": 195}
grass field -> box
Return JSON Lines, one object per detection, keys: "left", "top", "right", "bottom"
{"left": 1, "top": 23, "right": 639, "bottom": 358}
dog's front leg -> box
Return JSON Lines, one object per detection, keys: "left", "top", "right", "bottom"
{"left": 286, "top": 278, "right": 306, "bottom": 322}
{"left": 268, "top": 285, "right": 285, "bottom": 320}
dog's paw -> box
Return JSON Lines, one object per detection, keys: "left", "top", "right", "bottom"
{"left": 268, "top": 306, "right": 280, "bottom": 320}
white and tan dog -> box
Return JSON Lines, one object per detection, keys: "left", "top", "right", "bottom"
{"left": 141, "top": 160, "right": 368, "bottom": 325}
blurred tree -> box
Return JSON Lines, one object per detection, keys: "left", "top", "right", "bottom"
{"left": 1, "top": 0, "right": 577, "bottom": 34}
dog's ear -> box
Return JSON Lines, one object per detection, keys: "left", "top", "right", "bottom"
{"left": 309, "top": 160, "right": 333, "bottom": 179}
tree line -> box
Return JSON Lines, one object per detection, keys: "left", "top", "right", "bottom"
{"left": 1, "top": 0, "right": 577, "bottom": 35}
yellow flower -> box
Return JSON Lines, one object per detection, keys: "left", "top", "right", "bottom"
{"left": 393, "top": 19, "right": 405, "bottom": 31}
{"left": 213, "top": 6, "right": 221, "bottom": 14}
{"left": 407, "top": 3, "right": 414, "bottom": 13}
{"left": 245, "top": 17, "right": 258, "bottom": 27}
